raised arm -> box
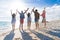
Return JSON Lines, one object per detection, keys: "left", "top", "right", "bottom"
{"left": 24, "top": 8, "right": 29, "bottom": 13}
{"left": 30, "top": 10, "right": 32, "bottom": 14}
{"left": 16, "top": 9, "right": 20, "bottom": 14}
{"left": 32, "top": 7, "right": 35, "bottom": 12}
{"left": 10, "top": 10, "right": 12, "bottom": 15}
{"left": 41, "top": 9, "right": 45, "bottom": 16}
{"left": 16, "top": 10, "right": 17, "bottom": 15}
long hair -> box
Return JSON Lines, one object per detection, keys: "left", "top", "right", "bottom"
{"left": 12, "top": 13, "right": 16, "bottom": 18}
{"left": 27, "top": 13, "right": 30, "bottom": 17}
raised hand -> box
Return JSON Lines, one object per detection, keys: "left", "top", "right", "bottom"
{"left": 33, "top": 7, "right": 35, "bottom": 9}
{"left": 10, "top": 9, "right": 12, "bottom": 15}
{"left": 16, "top": 9, "right": 20, "bottom": 13}
{"left": 32, "top": 7, "right": 35, "bottom": 12}
{"left": 24, "top": 8, "right": 29, "bottom": 13}
{"left": 16, "top": 9, "right": 18, "bottom": 12}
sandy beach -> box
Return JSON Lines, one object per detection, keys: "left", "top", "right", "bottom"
{"left": 0, "top": 20, "right": 60, "bottom": 40}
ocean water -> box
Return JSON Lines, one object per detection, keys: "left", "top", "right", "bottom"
{"left": 0, "top": 16, "right": 60, "bottom": 30}
{"left": 0, "top": 21, "right": 11, "bottom": 30}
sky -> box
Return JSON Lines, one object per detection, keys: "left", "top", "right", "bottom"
{"left": 22, "top": 0, "right": 60, "bottom": 7}
{"left": 0, "top": 0, "right": 60, "bottom": 21}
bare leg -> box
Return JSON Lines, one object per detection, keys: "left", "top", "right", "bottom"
{"left": 28, "top": 21, "right": 31, "bottom": 30}
{"left": 19, "top": 23, "right": 23, "bottom": 31}
{"left": 22, "top": 24, "right": 23, "bottom": 31}
{"left": 27, "top": 22, "right": 29, "bottom": 30}
{"left": 35, "top": 22, "right": 38, "bottom": 30}
{"left": 37, "top": 22, "right": 40, "bottom": 30}
{"left": 44, "top": 19, "right": 46, "bottom": 28}
{"left": 42, "top": 18, "right": 46, "bottom": 28}
{"left": 12, "top": 25, "right": 13, "bottom": 30}
{"left": 29, "top": 21, "right": 31, "bottom": 30}
{"left": 35, "top": 22, "right": 37, "bottom": 30}
{"left": 19, "top": 24, "right": 21, "bottom": 30}
{"left": 12, "top": 24, "right": 15, "bottom": 31}
{"left": 44, "top": 21, "right": 46, "bottom": 27}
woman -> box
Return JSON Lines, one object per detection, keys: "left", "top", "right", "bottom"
{"left": 11, "top": 10, "right": 17, "bottom": 31}
{"left": 26, "top": 12, "right": 31, "bottom": 30}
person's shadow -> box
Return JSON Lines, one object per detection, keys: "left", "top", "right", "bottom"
{"left": 20, "top": 31, "right": 32, "bottom": 40}
{"left": 31, "top": 30, "right": 54, "bottom": 40}
{"left": 47, "top": 29, "right": 60, "bottom": 38}
{"left": 4, "top": 30, "right": 15, "bottom": 40}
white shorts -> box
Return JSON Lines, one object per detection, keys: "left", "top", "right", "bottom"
{"left": 11, "top": 19, "right": 16, "bottom": 25}
{"left": 27, "top": 17, "right": 31, "bottom": 22}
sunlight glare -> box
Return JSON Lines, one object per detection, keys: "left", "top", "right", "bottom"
{"left": 10, "top": 0, "right": 26, "bottom": 12}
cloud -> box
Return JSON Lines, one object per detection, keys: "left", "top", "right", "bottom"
{"left": 0, "top": 0, "right": 27, "bottom": 17}
{"left": 46, "top": 4, "right": 60, "bottom": 21}
{"left": 0, "top": 0, "right": 60, "bottom": 21}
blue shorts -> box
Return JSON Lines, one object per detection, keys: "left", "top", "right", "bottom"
{"left": 35, "top": 18, "right": 39, "bottom": 22}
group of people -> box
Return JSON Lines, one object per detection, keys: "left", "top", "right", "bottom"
{"left": 11, "top": 7, "right": 46, "bottom": 32}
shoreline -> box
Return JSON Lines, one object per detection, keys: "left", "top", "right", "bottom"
{"left": 0, "top": 20, "right": 60, "bottom": 40}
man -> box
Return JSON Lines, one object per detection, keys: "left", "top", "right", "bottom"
{"left": 16, "top": 8, "right": 29, "bottom": 32}
{"left": 41, "top": 8, "right": 46, "bottom": 27}
{"left": 32, "top": 7, "right": 40, "bottom": 30}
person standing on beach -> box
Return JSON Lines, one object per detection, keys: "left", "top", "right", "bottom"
{"left": 16, "top": 8, "right": 29, "bottom": 32}
{"left": 26, "top": 12, "right": 32, "bottom": 30}
{"left": 41, "top": 8, "right": 46, "bottom": 27}
{"left": 11, "top": 10, "right": 17, "bottom": 31}
{"left": 32, "top": 7, "right": 40, "bottom": 30}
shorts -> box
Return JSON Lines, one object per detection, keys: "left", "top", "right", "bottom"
{"left": 20, "top": 19, "right": 24, "bottom": 24}
{"left": 35, "top": 18, "right": 39, "bottom": 22}
{"left": 42, "top": 18, "right": 46, "bottom": 23}
{"left": 27, "top": 17, "right": 31, "bottom": 22}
